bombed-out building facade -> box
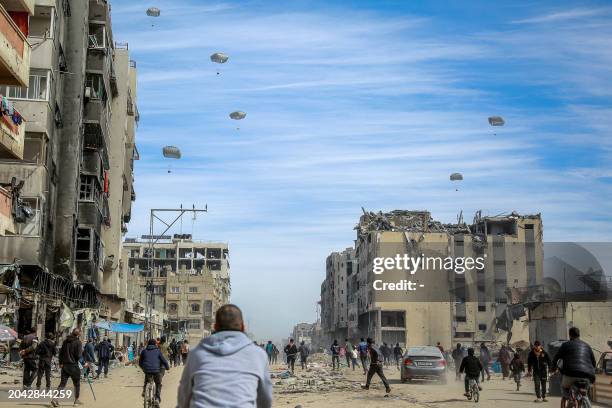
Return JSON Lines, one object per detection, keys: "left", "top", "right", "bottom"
{"left": 320, "top": 209, "right": 545, "bottom": 350}
{"left": 0, "top": 0, "right": 139, "bottom": 343}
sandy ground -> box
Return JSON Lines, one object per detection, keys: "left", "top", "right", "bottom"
{"left": 0, "top": 361, "right": 606, "bottom": 407}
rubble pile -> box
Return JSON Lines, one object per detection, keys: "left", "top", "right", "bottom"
{"left": 356, "top": 208, "right": 472, "bottom": 237}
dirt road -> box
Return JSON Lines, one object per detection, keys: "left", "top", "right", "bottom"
{"left": 0, "top": 361, "right": 606, "bottom": 407}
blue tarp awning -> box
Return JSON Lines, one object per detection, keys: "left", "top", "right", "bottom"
{"left": 95, "top": 320, "right": 144, "bottom": 333}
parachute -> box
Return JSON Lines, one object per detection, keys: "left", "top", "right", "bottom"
{"left": 450, "top": 173, "right": 463, "bottom": 181}
{"left": 163, "top": 146, "right": 181, "bottom": 159}
{"left": 210, "top": 53, "right": 229, "bottom": 64}
{"left": 229, "top": 111, "right": 246, "bottom": 120}
{"left": 488, "top": 116, "right": 505, "bottom": 126}
{"left": 146, "top": 7, "right": 160, "bottom": 17}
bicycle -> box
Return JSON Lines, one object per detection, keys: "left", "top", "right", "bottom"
{"left": 143, "top": 374, "right": 157, "bottom": 408}
{"left": 466, "top": 377, "right": 480, "bottom": 403}
{"left": 560, "top": 379, "right": 592, "bottom": 408}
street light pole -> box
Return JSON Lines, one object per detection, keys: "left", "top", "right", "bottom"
{"left": 144, "top": 205, "right": 208, "bottom": 340}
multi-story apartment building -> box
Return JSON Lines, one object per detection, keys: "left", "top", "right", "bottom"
{"left": 123, "top": 235, "right": 231, "bottom": 343}
{"left": 321, "top": 248, "right": 354, "bottom": 341}
{"left": 0, "top": 0, "right": 138, "bottom": 339}
{"left": 320, "top": 209, "right": 544, "bottom": 350}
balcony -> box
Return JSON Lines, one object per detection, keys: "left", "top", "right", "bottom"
{"left": 0, "top": 186, "right": 13, "bottom": 235}
{"left": 0, "top": 4, "right": 31, "bottom": 86}
{"left": 0, "top": 107, "right": 25, "bottom": 159}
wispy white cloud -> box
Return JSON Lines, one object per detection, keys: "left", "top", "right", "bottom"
{"left": 511, "top": 7, "right": 612, "bottom": 24}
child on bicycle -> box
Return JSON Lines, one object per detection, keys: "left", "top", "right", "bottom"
{"left": 139, "top": 339, "right": 170, "bottom": 404}
{"left": 510, "top": 353, "right": 525, "bottom": 391}
{"left": 459, "top": 348, "right": 483, "bottom": 398}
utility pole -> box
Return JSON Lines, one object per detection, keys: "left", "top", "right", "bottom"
{"left": 145, "top": 205, "right": 207, "bottom": 339}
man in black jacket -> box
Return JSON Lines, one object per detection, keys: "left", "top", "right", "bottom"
{"left": 552, "top": 327, "right": 596, "bottom": 394}
{"left": 19, "top": 327, "right": 39, "bottom": 389}
{"left": 459, "top": 348, "right": 483, "bottom": 397}
{"left": 139, "top": 339, "right": 170, "bottom": 403}
{"left": 284, "top": 339, "right": 298, "bottom": 374}
{"left": 528, "top": 340, "right": 551, "bottom": 402}
{"left": 95, "top": 337, "right": 111, "bottom": 378}
{"left": 361, "top": 338, "right": 391, "bottom": 394}
{"left": 52, "top": 328, "right": 83, "bottom": 407}
{"left": 35, "top": 332, "right": 56, "bottom": 390}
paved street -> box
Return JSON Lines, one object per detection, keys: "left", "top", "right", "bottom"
{"left": 0, "top": 360, "right": 606, "bottom": 408}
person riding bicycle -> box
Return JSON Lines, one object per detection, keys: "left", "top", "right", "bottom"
{"left": 459, "top": 348, "right": 483, "bottom": 398}
{"left": 139, "top": 339, "right": 170, "bottom": 404}
{"left": 552, "top": 327, "right": 597, "bottom": 397}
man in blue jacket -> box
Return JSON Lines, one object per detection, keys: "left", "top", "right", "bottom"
{"left": 177, "top": 304, "right": 272, "bottom": 408}
{"left": 139, "top": 339, "right": 170, "bottom": 403}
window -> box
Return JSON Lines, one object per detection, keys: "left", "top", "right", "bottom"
{"left": 168, "top": 303, "right": 177, "bottom": 313}
{"left": 204, "top": 300, "right": 213, "bottom": 317}
{"left": 478, "top": 304, "right": 487, "bottom": 312}
{"left": 190, "top": 303, "right": 200, "bottom": 313}
{"left": 88, "top": 24, "right": 106, "bottom": 49}
{"left": 14, "top": 198, "right": 41, "bottom": 236}
{"left": 188, "top": 319, "right": 200, "bottom": 330}
{"left": 76, "top": 228, "right": 93, "bottom": 260}
{"left": 85, "top": 74, "right": 106, "bottom": 101}
{"left": 170, "top": 287, "right": 180, "bottom": 294}
{"left": 21, "top": 134, "right": 47, "bottom": 164}
{"left": 188, "top": 287, "right": 198, "bottom": 293}
{"left": 79, "top": 175, "right": 101, "bottom": 202}
{"left": 478, "top": 324, "right": 487, "bottom": 331}
{"left": 3, "top": 70, "right": 50, "bottom": 101}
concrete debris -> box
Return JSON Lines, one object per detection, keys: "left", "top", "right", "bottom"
{"left": 356, "top": 208, "right": 472, "bottom": 237}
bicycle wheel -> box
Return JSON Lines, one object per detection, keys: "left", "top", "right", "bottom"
{"left": 144, "top": 381, "right": 155, "bottom": 408}
{"left": 472, "top": 385, "right": 480, "bottom": 403}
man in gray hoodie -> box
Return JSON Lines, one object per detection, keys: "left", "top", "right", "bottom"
{"left": 177, "top": 304, "right": 273, "bottom": 408}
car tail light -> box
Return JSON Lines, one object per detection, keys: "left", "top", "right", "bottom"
{"left": 404, "top": 358, "right": 413, "bottom": 366}
{"left": 438, "top": 359, "right": 447, "bottom": 367}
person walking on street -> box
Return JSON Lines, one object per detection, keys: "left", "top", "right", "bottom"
{"left": 180, "top": 340, "right": 190, "bottom": 365}
{"left": 344, "top": 339, "right": 354, "bottom": 368}
{"left": 460, "top": 348, "right": 483, "bottom": 398}
{"left": 35, "top": 332, "right": 56, "bottom": 390}
{"left": 95, "top": 337, "right": 111, "bottom": 378}
{"left": 19, "top": 327, "right": 39, "bottom": 390}
{"left": 82, "top": 338, "right": 96, "bottom": 379}
{"left": 510, "top": 353, "right": 525, "bottom": 391}
{"left": 265, "top": 341, "right": 274, "bottom": 364}
{"left": 361, "top": 338, "right": 391, "bottom": 394}
{"left": 272, "top": 344, "right": 279, "bottom": 365}
{"left": 527, "top": 340, "right": 551, "bottom": 403}
{"left": 51, "top": 328, "right": 83, "bottom": 407}
{"left": 159, "top": 336, "right": 171, "bottom": 378}
{"left": 358, "top": 338, "right": 369, "bottom": 374}
{"left": 168, "top": 339, "right": 176, "bottom": 367}
{"left": 479, "top": 343, "right": 491, "bottom": 381}
{"left": 284, "top": 339, "right": 298, "bottom": 374}
{"left": 330, "top": 340, "right": 340, "bottom": 370}
{"left": 381, "top": 343, "right": 392, "bottom": 367}
{"left": 498, "top": 345, "right": 511, "bottom": 380}
{"left": 298, "top": 341, "right": 310, "bottom": 370}
{"left": 436, "top": 342, "right": 445, "bottom": 354}
{"left": 393, "top": 343, "right": 403, "bottom": 369}
{"left": 452, "top": 343, "right": 463, "bottom": 380}
{"left": 177, "top": 304, "right": 272, "bottom": 408}
{"left": 139, "top": 339, "right": 170, "bottom": 404}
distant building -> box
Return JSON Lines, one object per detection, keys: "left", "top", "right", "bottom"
{"left": 292, "top": 322, "right": 316, "bottom": 345}
{"left": 122, "top": 234, "right": 231, "bottom": 343}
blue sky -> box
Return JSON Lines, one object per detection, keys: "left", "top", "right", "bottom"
{"left": 110, "top": 1, "right": 612, "bottom": 340}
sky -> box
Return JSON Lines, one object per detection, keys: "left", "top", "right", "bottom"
{"left": 109, "top": 0, "right": 612, "bottom": 340}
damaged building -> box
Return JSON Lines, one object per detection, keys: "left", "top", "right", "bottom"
{"left": 320, "top": 209, "right": 544, "bottom": 350}
{"left": 0, "top": 0, "right": 139, "bottom": 341}
{"left": 122, "top": 234, "right": 231, "bottom": 344}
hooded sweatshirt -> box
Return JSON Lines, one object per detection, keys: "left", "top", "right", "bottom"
{"left": 177, "top": 331, "right": 272, "bottom": 408}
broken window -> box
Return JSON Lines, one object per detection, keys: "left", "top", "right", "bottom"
{"left": 478, "top": 324, "right": 487, "bottom": 331}
{"left": 168, "top": 303, "right": 177, "bottom": 313}
{"left": 76, "top": 228, "right": 93, "bottom": 260}
{"left": 207, "top": 248, "right": 221, "bottom": 259}
{"left": 85, "top": 73, "right": 106, "bottom": 101}
{"left": 190, "top": 303, "right": 200, "bottom": 313}
{"left": 478, "top": 304, "right": 486, "bottom": 312}
{"left": 88, "top": 23, "right": 106, "bottom": 49}
{"left": 381, "top": 311, "right": 405, "bottom": 328}
{"left": 208, "top": 261, "right": 221, "bottom": 271}
{"left": 79, "top": 175, "right": 101, "bottom": 202}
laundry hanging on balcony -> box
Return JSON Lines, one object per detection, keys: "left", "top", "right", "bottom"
{"left": 0, "top": 95, "right": 24, "bottom": 126}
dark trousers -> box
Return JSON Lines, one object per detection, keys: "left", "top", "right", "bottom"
{"left": 394, "top": 355, "right": 401, "bottom": 369}
{"left": 267, "top": 353, "right": 272, "bottom": 364}
{"left": 534, "top": 374, "right": 547, "bottom": 398}
{"left": 345, "top": 354, "right": 351, "bottom": 367}
{"left": 36, "top": 360, "right": 52, "bottom": 389}
{"left": 464, "top": 374, "right": 480, "bottom": 393}
{"left": 300, "top": 356, "right": 308, "bottom": 370}
{"left": 287, "top": 357, "right": 295, "bottom": 373}
{"left": 58, "top": 364, "right": 80, "bottom": 400}
{"left": 173, "top": 354, "right": 181, "bottom": 366}
{"left": 481, "top": 361, "right": 491, "bottom": 381}
{"left": 365, "top": 363, "right": 390, "bottom": 391}
{"left": 360, "top": 355, "right": 369, "bottom": 373}
{"left": 144, "top": 372, "right": 162, "bottom": 400}
{"left": 332, "top": 355, "right": 340, "bottom": 369}
{"left": 181, "top": 353, "right": 188, "bottom": 365}
{"left": 22, "top": 358, "right": 37, "bottom": 387}
{"left": 501, "top": 363, "right": 510, "bottom": 379}
{"left": 97, "top": 357, "right": 109, "bottom": 376}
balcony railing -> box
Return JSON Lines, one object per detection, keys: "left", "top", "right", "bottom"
{"left": 0, "top": 107, "right": 25, "bottom": 159}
